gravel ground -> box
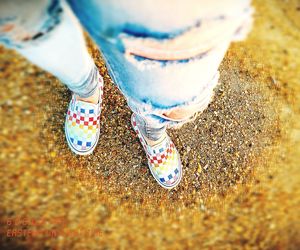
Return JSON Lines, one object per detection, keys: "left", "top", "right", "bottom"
{"left": 0, "top": 0, "right": 299, "bottom": 249}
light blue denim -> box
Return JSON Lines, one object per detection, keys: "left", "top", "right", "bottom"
{"left": 67, "top": 0, "right": 253, "bottom": 128}
{"left": 0, "top": 0, "right": 99, "bottom": 98}
{"left": 0, "top": 0, "right": 253, "bottom": 131}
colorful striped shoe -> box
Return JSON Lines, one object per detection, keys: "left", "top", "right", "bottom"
{"left": 65, "top": 78, "right": 103, "bottom": 155}
{"left": 131, "top": 114, "right": 182, "bottom": 189}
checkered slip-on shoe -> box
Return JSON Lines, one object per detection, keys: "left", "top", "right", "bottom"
{"left": 131, "top": 114, "right": 182, "bottom": 189}
{"left": 65, "top": 78, "right": 103, "bottom": 155}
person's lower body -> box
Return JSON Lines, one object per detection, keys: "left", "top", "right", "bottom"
{"left": 0, "top": 0, "right": 104, "bottom": 155}
{"left": 0, "top": 0, "right": 254, "bottom": 189}
{"left": 67, "top": 0, "right": 254, "bottom": 188}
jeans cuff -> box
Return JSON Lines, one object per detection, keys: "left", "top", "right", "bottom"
{"left": 68, "top": 65, "right": 99, "bottom": 98}
{"left": 135, "top": 114, "right": 166, "bottom": 141}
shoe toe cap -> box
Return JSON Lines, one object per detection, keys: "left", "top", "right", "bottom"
{"left": 65, "top": 123, "right": 97, "bottom": 154}
{"left": 153, "top": 155, "right": 182, "bottom": 188}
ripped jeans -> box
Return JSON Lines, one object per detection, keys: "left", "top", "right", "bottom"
{"left": 0, "top": 0, "right": 253, "bottom": 141}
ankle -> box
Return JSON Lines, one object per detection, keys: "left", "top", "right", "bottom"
{"left": 143, "top": 132, "right": 166, "bottom": 147}
{"left": 76, "top": 87, "right": 100, "bottom": 104}
{"left": 134, "top": 114, "right": 167, "bottom": 146}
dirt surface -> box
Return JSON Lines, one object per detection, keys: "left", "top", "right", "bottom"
{"left": 0, "top": 0, "right": 299, "bottom": 249}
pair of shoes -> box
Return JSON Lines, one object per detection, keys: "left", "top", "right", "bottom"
{"left": 64, "top": 75, "right": 182, "bottom": 189}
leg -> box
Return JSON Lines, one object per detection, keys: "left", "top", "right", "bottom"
{"left": 0, "top": 0, "right": 104, "bottom": 155}
{"left": 67, "top": 0, "right": 254, "bottom": 188}
{"left": 0, "top": 0, "right": 99, "bottom": 100}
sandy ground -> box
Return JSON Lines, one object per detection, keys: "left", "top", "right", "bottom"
{"left": 0, "top": 0, "right": 299, "bottom": 249}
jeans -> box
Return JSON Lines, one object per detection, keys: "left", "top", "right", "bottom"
{"left": 0, "top": 0, "right": 253, "bottom": 139}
